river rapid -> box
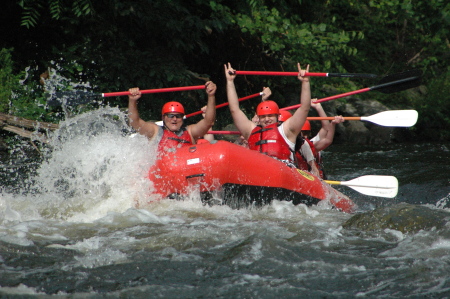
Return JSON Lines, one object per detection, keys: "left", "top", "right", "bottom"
{"left": 1, "top": 108, "right": 449, "bottom": 298}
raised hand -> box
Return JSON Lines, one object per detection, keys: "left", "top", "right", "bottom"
{"left": 297, "top": 63, "right": 310, "bottom": 83}
{"left": 128, "top": 87, "right": 141, "bottom": 101}
{"left": 224, "top": 62, "right": 237, "bottom": 81}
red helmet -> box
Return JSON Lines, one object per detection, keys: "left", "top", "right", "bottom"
{"left": 279, "top": 110, "right": 292, "bottom": 122}
{"left": 302, "top": 120, "right": 311, "bottom": 131}
{"left": 256, "top": 100, "right": 279, "bottom": 116}
{"left": 162, "top": 101, "right": 185, "bottom": 115}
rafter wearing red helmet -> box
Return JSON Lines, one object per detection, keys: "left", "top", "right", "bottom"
{"left": 299, "top": 98, "right": 345, "bottom": 179}
{"left": 127, "top": 81, "right": 216, "bottom": 155}
{"left": 224, "top": 62, "right": 311, "bottom": 166}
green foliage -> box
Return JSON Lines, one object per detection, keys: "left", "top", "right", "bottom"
{"left": 338, "top": 0, "right": 450, "bottom": 74}
{"left": 19, "top": 0, "right": 93, "bottom": 27}
{"left": 411, "top": 69, "right": 450, "bottom": 141}
{"left": 18, "top": 0, "right": 42, "bottom": 28}
{"left": 8, "top": 66, "right": 56, "bottom": 122}
{"left": 0, "top": 48, "right": 64, "bottom": 123}
{"left": 234, "top": 4, "right": 362, "bottom": 70}
{"left": 11, "top": 0, "right": 450, "bottom": 140}
{"left": 0, "top": 49, "right": 16, "bottom": 112}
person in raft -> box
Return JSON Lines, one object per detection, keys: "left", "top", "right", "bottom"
{"left": 234, "top": 86, "right": 272, "bottom": 147}
{"left": 297, "top": 99, "right": 345, "bottom": 179}
{"left": 308, "top": 99, "right": 345, "bottom": 153}
{"left": 127, "top": 81, "right": 217, "bottom": 153}
{"left": 250, "top": 89, "right": 320, "bottom": 177}
{"left": 277, "top": 110, "right": 321, "bottom": 177}
{"left": 224, "top": 62, "right": 311, "bottom": 168}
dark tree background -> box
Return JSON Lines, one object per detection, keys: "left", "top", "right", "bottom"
{"left": 1, "top": 0, "right": 449, "bottom": 140}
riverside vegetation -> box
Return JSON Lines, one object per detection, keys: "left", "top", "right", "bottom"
{"left": 0, "top": 0, "right": 449, "bottom": 149}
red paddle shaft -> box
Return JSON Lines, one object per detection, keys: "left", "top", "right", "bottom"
{"left": 281, "top": 87, "right": 372, "bottom": 111}
{"left": 234, "top": 71, "right": 377, "bottom": 78}
{"left": 281, "top": 75, "right": 420, "bottom": 111}
{"left": 236, "top": 71, "right": 326, "bottom": 76}
{"left": 102, "top": 85, "right": 206, "bottom": 97}
{"left": 185, "top": 92, "right": 263, "bottom": 118}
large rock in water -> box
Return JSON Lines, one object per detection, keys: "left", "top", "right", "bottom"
{"left": 342, "top": 203, "right": 450, "bottom": 233}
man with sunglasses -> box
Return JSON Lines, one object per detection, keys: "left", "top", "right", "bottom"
{"left": 127, "top": 81, "right": 216, "bottom": 154}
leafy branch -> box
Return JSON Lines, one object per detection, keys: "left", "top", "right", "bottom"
{"left": 18, "top": 0, "right": 94, "bottom": 27}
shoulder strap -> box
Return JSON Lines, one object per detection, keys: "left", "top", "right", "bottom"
{"left": 295, "top": 135, "right": 305, "bottom": 152}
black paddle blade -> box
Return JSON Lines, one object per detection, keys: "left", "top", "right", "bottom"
{"left": 328, "top": 73, "right": 378, "bottom": 79}
{"left": 46, "top": 90, "right": 100, "bottom": 107}
{"left": 375, "top": 69, "right": 422, "bottom": 94}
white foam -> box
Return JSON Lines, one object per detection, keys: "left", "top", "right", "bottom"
{"left": 0, "top": 284, "right": 46, "bottom": 295}
{"left": 3, "top": 107, "right": 159, "bottom": 223}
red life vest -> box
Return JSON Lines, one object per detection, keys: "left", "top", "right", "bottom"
{"left": 294, "top": 137, "right": 325, "bottom": 179}
{"left": 294, "top": 137, "right": 309, "bottom": 171}
{"left": 248, "top": 123, "right": 293, "bottom": 161}
{"left": 314, "top": 148, "right": 327, "bottom": 180}
{"left": 157, "top": 126, "right": 193, "bottom": 154}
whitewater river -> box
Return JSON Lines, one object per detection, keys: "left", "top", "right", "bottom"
{"left": 1, "top": 108, "right": 449, "bottom": 298}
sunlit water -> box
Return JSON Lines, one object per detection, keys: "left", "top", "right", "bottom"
{"left": 1, "top": 108, "right": 449, "bottom": 298}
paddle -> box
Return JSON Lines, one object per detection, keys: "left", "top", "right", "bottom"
{"left": 325, "top": 175, "right": 399, "bottom": 198}
{"left": 307, "top": 110, "right": 418, "bottom": 127}
{"left": 235, "top": 70, "right": 378, "bottom": 79}
{"left": 281, "top": 69, "right": 422, "bottom": 111}
{"left": 185, "top": 92, "right": 263, "bottom": 118}
{"left": 155, "top": 92, "right": 263, "bottom": 126}
{"left": 207, "top": 110, "right": 418, "bottom": 134}
{"left": 47, "top": 85, "right": 206, "bottom": 106}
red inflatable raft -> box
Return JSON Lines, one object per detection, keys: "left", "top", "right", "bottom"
{"left": 148, "top": 140, "right": 356, "bottom": 213}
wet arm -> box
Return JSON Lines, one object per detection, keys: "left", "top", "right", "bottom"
{"left": 285, "top": 63, "right": 311, "bottom": 141}
{"left": 189, "top": 81, "right": 217, "bottom": 141}
{"left": 225, "top": 63, "right": 255, "bottom": 139}
{"left": 314, "top": 116, "right": 343, "bottom": 151}
{"left": 128, "top": 88, "right": 158, "bottom": 139}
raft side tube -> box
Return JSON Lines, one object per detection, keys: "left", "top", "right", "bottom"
{"left": 148, "top": 141, "right": 355, "bottom": 212}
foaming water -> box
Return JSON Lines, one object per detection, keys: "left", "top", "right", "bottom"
{"left": 1, "top": 107, "right": 155, "bottom": 222}
{"left": 0, "top": 109, "right": 450, "bottom": 297}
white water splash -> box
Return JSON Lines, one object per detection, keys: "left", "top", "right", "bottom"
{"left": 2, "top": 107, "right": 157, "bottom": 222}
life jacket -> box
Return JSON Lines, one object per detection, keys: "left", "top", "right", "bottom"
{"left": 294, "top": 137, "right": 326, "bottom": 179}
{"left": 248, "top": 123, "right": 293, "bottom": 161}
{"left": 157, "top": 126, "right": 193, "bottom": 154}
{"left": 315, "top": 148, "right": 327, "bottom": 180}
{"left": 294, "top": 136, "right": 309, "bottom": 171}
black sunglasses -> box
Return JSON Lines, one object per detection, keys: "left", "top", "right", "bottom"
{"left": 165, "top": 113, "right": 184, "bottom": 119}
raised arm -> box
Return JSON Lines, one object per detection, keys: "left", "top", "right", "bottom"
{"left": 188, "top": 81, "right": 217, "bottom": 141}
{"left": 128, "top": 87, "right": 159, "bottom": 140}
{"left": 311, "top": 99, "right": 331, "bottom": 140}
{"left": 313, "top": 115, "right": 344, "bottom": 151}
{"left": 224, "top": 63, "right": 256, "bottom": 139}
{"left": 199, "top": 105, "right": 215, "bottom": 142}
{"left": 284, "top": 63, "right": 311, "bottom": 142}
{"left": 261, "top": 87, "right": 272, "bottom": 101}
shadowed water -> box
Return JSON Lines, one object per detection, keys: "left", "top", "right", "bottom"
{"left": 0, "top": 108, "right": 449, "bottom": 298}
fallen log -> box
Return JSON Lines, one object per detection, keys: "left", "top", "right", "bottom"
{"left": 0, "top": 113, "right": 58, "bottom": 144}
{"left": 1, "top": 123, "right": 50, "bottom": 143}
{"left": 0, "top": 113, "right": 59, "bottom": 130}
